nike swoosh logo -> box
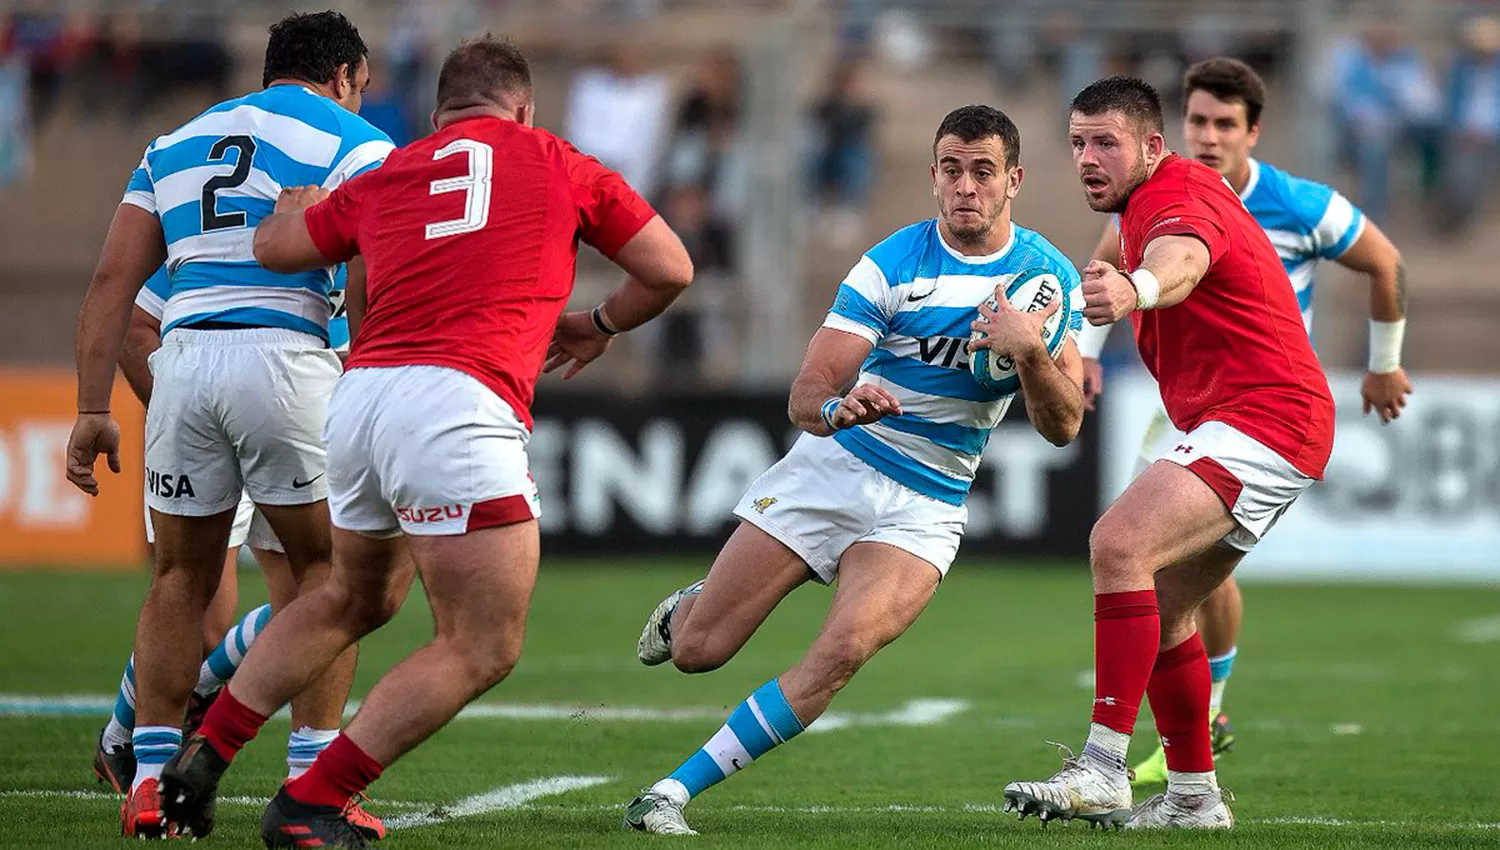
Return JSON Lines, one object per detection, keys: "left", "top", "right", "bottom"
{"left": 291, "top": 474, "right": 325, "bottom": 489}
{"left": 907, "top": 291, "right": 934, "bottom": 302}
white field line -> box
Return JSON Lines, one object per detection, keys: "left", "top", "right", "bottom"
{"left": 5, "top": 788, "right": 1497, "bottom": 831}
{"left": 1455, "top": 615, "right": 1500, "bottom": 643}
{"left": 384, "top": 775, "right": 612, "bottom": 829}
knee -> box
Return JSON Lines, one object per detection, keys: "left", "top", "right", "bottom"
{"left": 1089, "top": 521, "right": 1150, "bottom": 582}
{"left": 321, "top": 579, "right": 400, "bottom": 636}
{"left": 803, "top": 632, "right": 875, "bottom": 695}
{"left": 452, "top": 634, "right": 523, "bottom": 691}
{"left": 670, "top": 628, "right": 731, "bottom": 674}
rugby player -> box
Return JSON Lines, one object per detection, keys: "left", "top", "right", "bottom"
{"left": 624, "top": 105, "right": 1087, "bottom": 836}
{"left": 65, "top": 11, "right": 394, "bottom": 837}
{"left": 1001, "top": 77, "right": 1335, "bottom": 829}
{"left": 1073, "top": 58, "right": 1410, "bottom": 787}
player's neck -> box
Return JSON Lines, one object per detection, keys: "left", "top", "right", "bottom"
{"left": 435, "top": 106, "right": 517, "bottom": 130}
{"left": 938, "top": 217, "right": 1013, "bottom": 259}
{"left": 266, "top": 78, "right": 330, "bottom": 99}
{"left": 1226, "top": 160, "right": 1253, "bottom": 195}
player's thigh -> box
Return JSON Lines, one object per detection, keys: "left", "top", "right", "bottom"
{"left": 251, "top": 546, "right": 297, "bottom": 611}
{"left": 676, "top": 521, "right": 817, "bottom": 656}
{"left": 149, "top": 508, "right": 236, "bottom": 588}
{"left": 404, "top": 520, "right": 539, "bottom": 665}
{"left": 1090, "top": 461, "right": 1237, "bottom": 589}
{"left": 814, "top": 541, "right": 941, "bottom": 659}
{"left": 254, "top": 501, "right": 333, "bottom": 583}
{"left": 324, "top": 527, "right": 417, "bottom": 630}
{"left": 144, "top": 340, "right": 241, "bottom": 517}
{"left": 228, "top": 339, "right": 341, "bottom": 508}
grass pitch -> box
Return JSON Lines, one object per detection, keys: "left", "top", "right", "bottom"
{"left": 0, "top": 560, "right": 1496, "bottom": 848}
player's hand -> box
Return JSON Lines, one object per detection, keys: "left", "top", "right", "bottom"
{"left": 1082, "top": 357, "right": 1104, "bottom": 412}
{"left": 831, "top": 385, "right": 902, "bottom": 429}
{"left": 1081, "top": 260, "right": 1138, "bottom": 325}
{"left": 544, "top": 311, "right": 612, "bottom": 380}
{"left": 65, "top": 413, "right": 121, "bottom": 497}
{"left": 1361, "top": 368, "right": 1413, "bottom": 424}
{"left": 274, "top": 185, "right": 331, "bottom": 214}
{"left": 967, "top": 290, "right": 1058, "bottom": 361}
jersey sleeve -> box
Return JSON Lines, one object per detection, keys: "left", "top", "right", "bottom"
{"left": 1133, "top": 184, "right": 1230, "bottom": 266}
{"left": 304, "top": 173, "right": 370, "bottom": 264}
{"left": 1310, "top": 189, "right": 1365, "bottom": 260}
{"left": 134, "top": 265, "right": 171, "bottom": 321}
{"left": 322, "top": 116, "right": 395, "bottom": 189}
{"left": 822, "top": 255, "right": 894, "bottom": 344}
{"left": 1054, "top": 257, "right": 1086, "bottom": 342}
{"left": 564, "top": 144, "right": 657, "bottom": 258}
{"left": 121, "top": 152, "right": 158, "bottom": 215}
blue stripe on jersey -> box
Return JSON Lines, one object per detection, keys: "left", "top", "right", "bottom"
{"left": 864, "top": 347, "right": 995, "bottom": 403}
{"left": 144, "top": 266, "right": 171, "bottom": 301}
{"left": 830, "top": 283, "right": 888, "bottom": 334}
{"left": 159, "top": 198, "right": 276, "bottom": 247}
{"left": 127, "top": 164, "right": 152, "bottom": 195}
{"left": 164, "top": 306, "right": 326, "bottom": 341}
{"left": 834, "top": 427, "right": 967, "bottom": 505}
{"left": 888, "top": 306, "right": 977, "bottom": 340}
{"left": 172, "top": 261, "right": 329, "bottom": 294}
{"left": 878, "top": 412, "right": 990, "bottom": 455}
{"left": 1325, "top": 216, "right": 1362, "bottom": 258}
{"left": 1296, "top": 282, "right": 1314, "bottom": 312}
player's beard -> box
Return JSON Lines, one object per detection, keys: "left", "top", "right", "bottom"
{"left": 1086, "top": 157, "right": 1151, "bottom": 214}
{"left": 944, "top": 194, "right": 1007, "bottom": 247}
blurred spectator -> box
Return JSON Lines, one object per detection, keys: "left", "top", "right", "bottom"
{"left": 565, "top": 45, "right": 670, "bottom": 198}
{"left": 8, "top": 5, "right": 87, "bottom": 130}
{"left": 1327, "top": 23, "right": 1443, "bottom": 224}
{"left": 1439, "top": 14, "right": 1500, "bottom": 235}
{"left": 644, "top": 184, "right": 737, "bottom": 385}
{"left": 75, "top": 11, "right": 144, "bottom": 124}
{"left": 808, "top": 57, "right": 877, "bottom": 249}
{"left": 388, "top": 0, "right": 441, "bottom": 143}
{"left": 661, "top": 51, "right": 746, "bottom": 220}
{"left": 0, "top": 15, "right": 33, "bottom": 188}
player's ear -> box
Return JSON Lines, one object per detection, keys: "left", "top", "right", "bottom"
{"left": 516, "top": 102, "right": 534, "bottom": 128}
{"left": 430, "top": 110, "right": 439, "bottom": 132}
{"left": 1246, "top": 121, "right": 1261, "bottom": 150}
{"left": 930, "top": 163, "right": 938, "bottom": 196}
{"left": 331, "top": 63, "right": 351, "bottom": 100}
{"left": 1007, "top": 165, "right": 1024, "bottom": 199}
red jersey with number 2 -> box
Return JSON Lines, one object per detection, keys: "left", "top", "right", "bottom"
{"left": 1119, "top": 154, "right": 1335, "bottom": 478}
{"left": 304, "top": 115, "right": 656, "bottom": 429}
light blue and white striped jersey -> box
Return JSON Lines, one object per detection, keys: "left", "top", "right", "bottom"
{"left": 1239, "top": 158, "right": 1365, "bottom": 332}
{"left": 823, "top": 220, "right": 1084, "bottom": 506}
{"left": 135, "top": 263, "right": 352, "bottom": 349}
{"left": 120, "top": 84, "right": 393, "bottom": 342}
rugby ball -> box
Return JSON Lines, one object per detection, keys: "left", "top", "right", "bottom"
{"left": 968, "top": 268, "right": 1073, "bottom": 397}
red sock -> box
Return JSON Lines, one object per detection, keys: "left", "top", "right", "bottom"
{"left": 1147, "top": 633, "right": 1214, "bottom": 773}
{"left": 1091, "top": 590, "right": 1160, "bottom": 734}
{"left": 285, "top": 735, "right": 384, "bottom": 810}
{"left": 197, "top": 686, "right": 269, "bottom": 762}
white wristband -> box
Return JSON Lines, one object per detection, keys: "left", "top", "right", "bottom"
{"left": 1368, "top": 319, "right": 1406, "bottom": 374}
{"left": 1074, "top": 320, "right": 1113, "bottom": 359}
{"left": 1128, "top": 268, "right": 1161, "bottom": 310}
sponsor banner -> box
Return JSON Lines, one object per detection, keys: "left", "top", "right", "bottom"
{"left": 529, "top": 392, "right": 1098, "bottom": 557}
{"left": 0, "top": 369, "right": 145, "bottom": 568}
{"left": 1101, "top": 369, "right": 1500, "bottom": 583}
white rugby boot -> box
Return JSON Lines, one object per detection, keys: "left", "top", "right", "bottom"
{"left": 1125, "top": 789, "right": 1234, "bottom": 829}
{"left": 623, "top": 781, "right": 697, "bottom": 835}
{"left": 637, "top": 580, "right": 704, "bottom": 666}
{"left": 1002, "top": 743, "right": 1133, "bottom": 829}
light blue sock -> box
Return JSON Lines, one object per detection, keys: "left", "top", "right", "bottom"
{"left": 664, "top": 678, "right": 805, "bottom": 799}
{"left": 197, "top": 604, "right": 272, "bottom": 696}
{"left": 1208, "top": 647, "right": 1237, "bottom": 682}
{"left": 287, "top": 727, "right": 339, "bottom": 779}
{"left": 101, "top": 656, "right": 137, "bottom": 750}
{"left": 131, "top": 725, "right": 181, "bottom": 791}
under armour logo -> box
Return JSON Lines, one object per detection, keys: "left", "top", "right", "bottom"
{"left": 1094, "top": 696, "right": 1118, "bottom": 706}
{"left": 1173, "top": 444, "right": 1193, "bottom": 454}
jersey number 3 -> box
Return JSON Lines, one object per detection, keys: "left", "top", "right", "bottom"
{"left": 201, "top": 135, "right": 257, "bottom": 232}
{"left": 426, "top": 139, "right": 493, "bottom": 240}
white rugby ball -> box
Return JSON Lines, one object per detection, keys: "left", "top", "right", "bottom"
{"left": 968, "top": 267, "right": 1072, "bottom": 397}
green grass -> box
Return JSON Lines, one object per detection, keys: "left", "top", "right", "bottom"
{"left": 0, "top": 561, "right": 1497, "bottom": 848}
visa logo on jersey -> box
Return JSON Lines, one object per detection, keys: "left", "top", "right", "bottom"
{"left": 916, "top": 337, "right": 971, "bottom": 370}
{"left": 146, "top": 468, "right": 196, "bottom": 499}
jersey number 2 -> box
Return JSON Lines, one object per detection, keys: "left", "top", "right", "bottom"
{"left": 426, "top": 139, "right": 493, "bottom": 240}
{"left": 201, "top": 135, "right": 257, "bottom": 232}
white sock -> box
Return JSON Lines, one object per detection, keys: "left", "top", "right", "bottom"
{"left": 1167, "top": 769, "right": 1218, "bottom": 796}
{"left": 130, "top": 726, "right": 182, "bottom": 793}
{"left": 1208, "top": 679, "right": 1227, "bottom": 717}
{"left": 1082, "top": 723, "right": 1131, "bottom": 776}
{"left": 649, "top": 777, "right": 690, "bottom": 807}
{"left": 287, "top": 727, "right": 339, "bottom": 779}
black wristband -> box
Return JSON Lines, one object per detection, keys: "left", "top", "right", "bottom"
{"left": 591, "top": 306, "right": 620, "bottom": 337}
{"left": 78, "top": 409, "right": 111, "bottom": 415}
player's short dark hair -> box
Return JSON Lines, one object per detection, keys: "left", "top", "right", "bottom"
{"left": 933, "top": 105, "right": 1021, "bottom": 169}
{"left": 435, "top": 37, "right": 533, "bottom": 113}
{"left": 1070, "top": 76, "right": 1165, "bottom": 136}
{"left": 1183, "top": 57, "right": 1267, "bottom": 128}
{"left": 262, "top": 11, "right": 368, "bottom": 89}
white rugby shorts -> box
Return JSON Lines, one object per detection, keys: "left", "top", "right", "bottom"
{"left": 143, "top": 489, "right": 283, "bottom": 552}
{"left": 145, "top": 328, "right": 340, "bottom": 516}
{"left": 733, "top": 433, "right": 968, "bottom": 583}
{"left": 1149, "top": 418, "right": 1315, "bottom": 552}
{"left": 325, "top": 365, "right": 540, "bottom": 537}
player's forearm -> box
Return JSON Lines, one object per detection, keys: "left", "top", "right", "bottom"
{"left": 599, "top": 274, "right": 693, "bottom": 333}
{"left": 118, "top": 314, "right": 161, "bottom": 406}
{"left": 1015, "top": 348, "right": 1083, "bottom": 447}
{"left": 1368, "top": 258, "right": 1405, "bottom": 322}
{"left": 1138, "top": 237, "right": 1210, "bottom": 309}
{"left": 75, "top": 282, "right": 138, "bottom": 411}
{"left": 789, "top": 370, "right": 845, "bottom": 437}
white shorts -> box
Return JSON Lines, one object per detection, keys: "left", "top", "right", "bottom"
{"left": 732, "top": 434, "right": 968, "bottom": 584}
{"left": 142, "top": 489, "right": 283, "bottom": 552}
{"left": 325, "top": 365, "right": 540, "bottom": 537}
{"left": 145, "top": 328, "right": 341, "bottom": 516}
{"left": 1148, "top": 419, "right": 1314, "bottom": 552}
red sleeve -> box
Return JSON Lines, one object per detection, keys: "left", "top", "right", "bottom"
{"left": 303, "top": 172, "right": 370, "bottom": 264}
{"left": 561, "top": 142, "right": 657, "bottom": 258}
{"left": 1133, "top": 184, "right": 1228, "bottom": 266}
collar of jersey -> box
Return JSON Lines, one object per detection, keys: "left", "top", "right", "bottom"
{"left": 1239, "top": 158, "right": 1261, "bottom": 202}
{"left": 936, "top": 220, "right": 1016, "bottom": 265}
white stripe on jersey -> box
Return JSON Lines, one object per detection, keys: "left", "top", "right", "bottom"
{"left": 153, "top": 165, "right": 282, "bottom": 216}
{"left": 167, "top": 229, "right": 257, "bottom": 266}
{"left": 323, "top": 139, "right": 395, "bottom": 188}
{"left": 1263, "top": 228, "right": 1316, "bottom": 260}
{"left": 855, "top": 370, "right": 1000, "bottom": 430}
{"left": 152, "top": 103, "right": 342, "bottom": 168}
{"left": 135, "top": 286, "right": 167, "bottom": 322}
{"left": 824, "top": 314, "right": 881, "bottom": 345}
{"left": 163, "top": 285, "right": 331, "bottom": 330}
{"left": 887, "top": 273, "right": 1013, "bottom": 312}
{"left": 122, "top": 191, "right": 157, "bottom": 214}
{"left": 862, "top": 420, "right": 985, "bottom": 479}
{"left": 1314, "top": 193, "right": 1362, "bottom": 258}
